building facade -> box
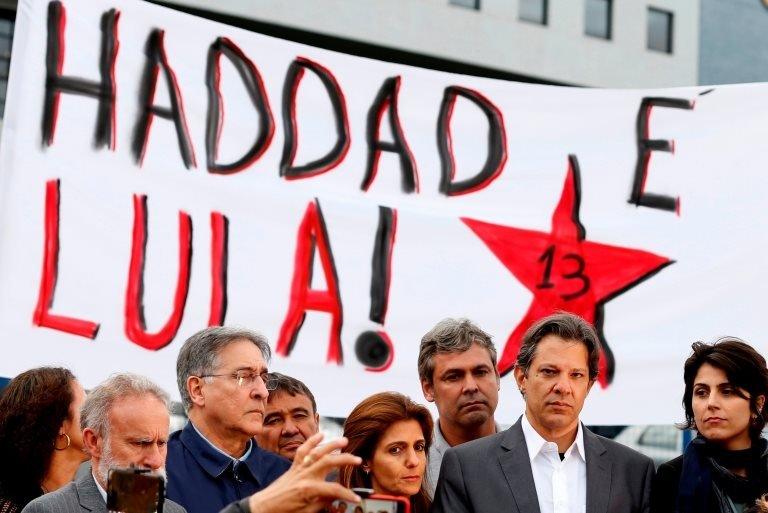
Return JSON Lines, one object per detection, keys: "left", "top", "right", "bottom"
{"left": 0, "top": 0, "right": 767, "bottom": 116}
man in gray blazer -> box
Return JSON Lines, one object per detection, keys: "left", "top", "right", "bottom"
{"left": 21, "top": 374, "right": 186, "bottom": 513}
{"left": 433, "top": 313, "right": 654, "bottom": 513}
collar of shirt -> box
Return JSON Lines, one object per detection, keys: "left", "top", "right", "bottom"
{"left": 433, "top": 419, "right": 502, "bottom": 453}
{"left": 92, "top": 472, "right": 107, "bottom": 504}
{"left": 186, "top": 421, "right": 254, "bottom": 477}
{"left": 520, "top": 413, "right": 586, "bottom": 464}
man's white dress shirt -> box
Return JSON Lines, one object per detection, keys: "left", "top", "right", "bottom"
{"left": 520, "top": 414, "right": 587, "bottom": 513}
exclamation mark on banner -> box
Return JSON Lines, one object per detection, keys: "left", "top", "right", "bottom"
{"left": 355, "top": 206, "right": 398, "bottom": 372}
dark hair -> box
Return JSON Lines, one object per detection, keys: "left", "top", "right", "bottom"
{"left": 680, "top": 338, "right": 768, "bottom": 439}
{"left": 0, "top": 367, "right": 76, "bottom": 505}
{"left": 339, "top": 392, "right": 433, "bottom": 513}
{"left": 515, "top": 312, "right": 601, "bottom": 381}
{"left": 418, "top": 318, "right": 497, "bottom": 384}
{"left": 267, "top": 372, "right": 317, "bottom": 414}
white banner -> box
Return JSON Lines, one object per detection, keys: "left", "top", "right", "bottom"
{"left": 1, "top": 0, "right": 766, "bottom": 424}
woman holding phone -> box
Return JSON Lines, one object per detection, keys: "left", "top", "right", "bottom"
{"left": 339, "top": 392, "right": 433, "bottom": 513}
{"left": 651, "top": 338, "right": 768, "bottom": 513}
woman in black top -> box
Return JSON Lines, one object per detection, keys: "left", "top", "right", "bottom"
{"left": 651, "top": 338, "right": 768, "bottom": 513}
{"left": 0, "top": 367, "right": 87, "bottom": 513}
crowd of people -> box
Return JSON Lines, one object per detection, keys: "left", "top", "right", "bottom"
{"left": 0, "top": 312, "right": 766, "bottom": 513}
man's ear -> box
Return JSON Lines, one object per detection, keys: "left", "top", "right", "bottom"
{"left": 187, "top": 375, "right": 206, "bottom": 407}
{"left": 314, "top": 412, "right": 320, "bottom": 426}
{"left": 82, "top": 428, "right": 102, "bottom": 458}
{"left": 513, "top": 365, "right": 526, "bottom": 396}
{"left": 421, "top": 378, "right": 435, "bottom": 403}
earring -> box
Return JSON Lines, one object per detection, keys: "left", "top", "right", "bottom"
{"left": 54, "top": 433, "right": 71, "bottom": 451}
{"left": 362, "top": 466, "right": 370, "bottom": 475}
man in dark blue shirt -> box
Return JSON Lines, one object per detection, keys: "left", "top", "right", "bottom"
{"left": 167, "top": 327, "right": 291, "bottom": 513}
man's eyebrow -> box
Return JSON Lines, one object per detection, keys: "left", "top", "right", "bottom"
{"left": 130, "top": 436, "right": 155, "bottom": 443}
{"left": 290, "top": 407, "right": 310, "bottom": 414}
{"left": 232, "top": 365, "right": 268, "bottom": 373}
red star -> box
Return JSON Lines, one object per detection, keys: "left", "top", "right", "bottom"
{"left": 462, "top": 155, "right": 673, "bottom": 387}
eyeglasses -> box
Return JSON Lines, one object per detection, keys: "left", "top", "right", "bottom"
{"left": 200, "top": 370, "right": 278, "bottom": 391}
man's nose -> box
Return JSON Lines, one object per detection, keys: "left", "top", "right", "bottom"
{"left": 462, "top": 375, "right": 479, "bottom": 393}
{"left": 282, "top": 418, "right": 299, "bottom": 436}
{"left": 252, "top": 377, "right": 269, "bottom": 399}
{"left": 142, "top": 444, "right": 165, "bottom": 470}
{"left": 552, "top": 376, "right": 571, "bottom": 395}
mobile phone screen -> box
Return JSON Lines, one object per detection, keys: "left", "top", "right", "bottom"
{"left": 361, "top": 498, "right": 401, "bottom": 513}
{"left": 331, "top": 498, "right": 406, "bottom": 513}
{"left": 106, "top": 468, "right": 164, "bottom": 513}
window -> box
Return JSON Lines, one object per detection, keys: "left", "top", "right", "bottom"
{"left": 585, "top": 0, "right": 612, "bottom": 39}
{"left": 519, "top": 0, "right": 548, "bottom": 25}
{"left": 449, "top": 0, "right": 480, "bottom": 9}
{"left": 647, "top": 7, "right": 673, "bottom": 54}
{"left": 0, "top": 13, "right": 13, "bottom": 118}
{"left": 638, "top": 426, "right": 678, "bottom": 451}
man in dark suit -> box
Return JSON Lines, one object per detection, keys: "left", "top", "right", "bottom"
{"left": 432, "top": 313, "right": 655, "bottom": 513}
{"left": 21, "top": 373, "right": 186, "bottom": 513}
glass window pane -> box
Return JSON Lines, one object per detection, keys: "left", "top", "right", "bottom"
{"left": 585, "top": 0, "right": 611, "bottom": 39}
{"left": 449, "top": 0, "right": 479, "bottom": 9}
{"left": 519, "top": 0, "right": 548, "bottom": 25}
{"left": 0, "top": 13, "right": 14, "bottom": 120}
{"left": 648, "top": 7, "right": 673, "bottom": 53}
{"left": 0, "top": 20, "right": 12, "bottom": 37}
{"left": 0, "top": 36, "right": 11, "bottom": 56}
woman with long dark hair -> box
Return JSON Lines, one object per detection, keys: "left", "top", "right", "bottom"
{"left": 0, "top": 367, "right": 87, "bottom": 513}
{"left": 339, "top": 392, "right": 433, "bottom": 513}
{"left": 651, "top": 338, "right": 768, "bottom": 513}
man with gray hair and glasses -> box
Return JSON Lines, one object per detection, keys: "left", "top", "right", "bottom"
{"left": 22, "top": 373, "right": 186, "bottom": 513}
{"left": 418, "top": 318, "right": 500, "bottom": 497}
{"left": 166, "top": 327, "right": 290, "bottom": 513}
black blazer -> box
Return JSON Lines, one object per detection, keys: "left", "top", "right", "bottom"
{"left": 432, "top": 417, "right": 655, "bottom": 513}
{"left": 650, "top": 456, "right": 688, "bottom": 513}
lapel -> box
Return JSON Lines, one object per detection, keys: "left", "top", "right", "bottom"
{"left": 584, "top": 427, "right": 612, "bottom": 513}
{"left": 75, "top": 466, "right": 108, "bottom": 513}
{"left": 499, "top": 418, "right": 542, "bottom": 513}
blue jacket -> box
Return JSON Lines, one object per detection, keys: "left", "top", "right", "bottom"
{"left": 166, "top": 422, "right": 290, "bottom": 513}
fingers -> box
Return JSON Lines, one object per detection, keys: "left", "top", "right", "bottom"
{"left": 292, "top": 433, "right": 325, "bottom": 468}
{"left": 311, "top": 437, "right": 349, "bottom": 459}
{"left": 298, "top": 436, "right": 351, "bottom": 469}
{"left": 313, "top": 452, "right": 361, "bottom": 474}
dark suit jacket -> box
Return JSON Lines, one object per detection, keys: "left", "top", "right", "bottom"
{"left": 20, "top": 466, "right": 186, "bottom": 513}
{"left": 432, "top": 418, "right": 655, "bottom": 513}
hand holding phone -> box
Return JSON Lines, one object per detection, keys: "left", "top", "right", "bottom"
{"left": 106, "top": 467, "right": 165, "bottom": 513}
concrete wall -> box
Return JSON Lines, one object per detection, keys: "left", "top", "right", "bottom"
{"left": 164, "top": 0, "right": 700, "bottom": 88}
{"left": 699, "top": 0, "right": 768, "bottom": 85}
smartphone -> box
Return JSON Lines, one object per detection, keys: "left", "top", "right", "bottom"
{"left": 106, "top": 467, "right": 165, "bottom": 513}
{"left": 331, "top": 489, "right": 410, "bottom": 513}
